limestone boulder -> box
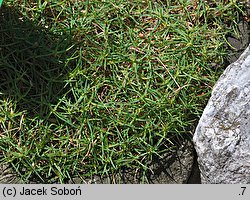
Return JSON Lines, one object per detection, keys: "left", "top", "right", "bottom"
{"left": 193, "top": 45, "right": 250, "bottom": 184}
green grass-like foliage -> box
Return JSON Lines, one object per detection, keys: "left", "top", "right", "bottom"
{"left": 0, "top": 0, "right": 245, "bottom": 183}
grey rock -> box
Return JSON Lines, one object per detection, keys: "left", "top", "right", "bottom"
{"left": 147, "top": 141, "right": 195, "bottom": 184}
{"left": 193, "top": 45, "right": 250, "bottom": 183}
{"left": 0, "top": 163, "right": 23, "bottom": 184}
{"left": 226, "top": 20, "right": 249, "bottom": 64}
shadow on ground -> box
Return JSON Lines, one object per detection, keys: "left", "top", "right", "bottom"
{"left": 0, "top": 5, "right": 78, "bottom": 183}
{"left": 0, "top": 6, "right": 75, "bottom": 120}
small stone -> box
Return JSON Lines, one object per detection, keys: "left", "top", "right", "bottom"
{"left": 138, "top": 33, "right": 145, "bottom": 39}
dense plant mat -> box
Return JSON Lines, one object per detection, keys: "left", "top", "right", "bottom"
{"left": 0, "top": 0, "right": 246, "bottom": 183}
